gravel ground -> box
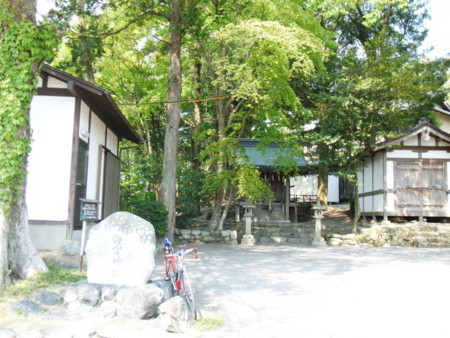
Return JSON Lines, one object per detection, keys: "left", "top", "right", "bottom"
{"left": 177, "top": 244, "right": 450, "bottom": 338}
{"left": 2, "top": 244, "right": 450, "bottom": 337}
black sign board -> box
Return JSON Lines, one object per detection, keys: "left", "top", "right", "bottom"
{"left": 80, "top": 199, "right": 100, "bottom": 221}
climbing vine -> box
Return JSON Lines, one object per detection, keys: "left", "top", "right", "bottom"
{"left": 0, "top": 7, "right": 58, "bottom": 215}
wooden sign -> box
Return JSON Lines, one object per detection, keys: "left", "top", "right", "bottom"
{"left": 80, "top": 199, "right": 100, "bottom": 221}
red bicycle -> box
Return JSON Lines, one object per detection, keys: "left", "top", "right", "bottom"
{"left": 163, "top": 238, "right": 200, "bottom": 319}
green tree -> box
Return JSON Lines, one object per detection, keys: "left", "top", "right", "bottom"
{"left": 0, "top": 0, "right": 58, "bottom": 287}
{"left": 301, "top": 0, "right": 449, "bottom": 229}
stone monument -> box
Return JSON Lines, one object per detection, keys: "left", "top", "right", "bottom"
{"left": 85, "top": 212, "right": 156, "bottom": 286}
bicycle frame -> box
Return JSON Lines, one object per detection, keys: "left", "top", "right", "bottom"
{"left": 163, "top": 239, "right": 198, "bottom": 293}
{"left": 162, "top": 238, "right": 199, "bottom": 319}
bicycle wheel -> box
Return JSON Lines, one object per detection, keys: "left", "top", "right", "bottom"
{"left": 179, "top": 269, "right": 198, "bottom": 320}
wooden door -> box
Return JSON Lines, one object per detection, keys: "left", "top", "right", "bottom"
{"left": 73, "top": 140, "right": 89, "bottom": 230}
{"left": 102, "top": 149, "right": 121, "bottom": 218}
{"left": 395, "top": 160, "right": 446, "bottom": 215}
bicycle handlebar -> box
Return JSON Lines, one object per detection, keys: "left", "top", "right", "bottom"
{"left": 163, "top": 238, "right": 199, "bottom": 259}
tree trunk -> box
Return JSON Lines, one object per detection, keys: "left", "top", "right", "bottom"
{"left": 0, "top": 0, "right": 48, "bottom": 288}
{"left": 160, "top": 0, "right": 182, "bottom": 239}
{"left": 209, "top": 46, "right": 228, "bottom": 231}
{"left": 0, "top": 211, "right": 8, "bottom": 287}
{"left": 8, "top": 182, "right": 48, "bottom": 279}
{"left": 351, "top": 166, "right": 361, "bottom": 233}
{"left": 317, "top": 143, "right": 329, "bottom": 206}
{"left": 218, "top": 184, "right": 236, "bottom": 230}
{"left": 192, "top": 41, "right": 203, "bottom": 169}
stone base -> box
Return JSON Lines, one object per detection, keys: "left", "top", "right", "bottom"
{"left": 312, "top": 236, "right": 326, "bottom": 247}
{"left": 241, "top": 234, "right": 255, "bottom": 246}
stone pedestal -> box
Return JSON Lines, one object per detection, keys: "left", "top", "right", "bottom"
{"left": 312, "top": 202, "right": 327, "bottom": 247}
{"left": 312, "top": 236, "right": 326, "bottom": 246}
{"left": 241, "top": 203, "right": 255, "bottom": 246}
{"left": 241, "top": 234, "right": 255, "bottom": 246}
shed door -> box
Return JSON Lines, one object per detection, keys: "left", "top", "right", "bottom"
{"left": 103, "top": 149, "right": 121, "bottom": 218}
{"left": 395, "top": 160, "right": 446, "bottom": 215}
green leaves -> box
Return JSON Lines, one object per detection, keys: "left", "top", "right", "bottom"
{"left": 0, "top": 6, "right": 57, "bottom": 214}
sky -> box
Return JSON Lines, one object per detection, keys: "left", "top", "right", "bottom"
{"left": 421, "top": 0, "right": 450, "bottom": 58}
{"left": 36, "top": 0, "right": 449, "bottom": 59}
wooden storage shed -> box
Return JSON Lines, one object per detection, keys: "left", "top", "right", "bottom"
{"left": 358, "top": 121, "right": 450, "bottom": 221}
{"left": 27, "top": 65, "right": 141, "bottom": 249}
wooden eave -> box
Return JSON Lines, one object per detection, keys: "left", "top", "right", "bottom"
{"left": 376, "top": 121, "right": 450, "bottom": 151}
{"left": 40, "top": 65, "right": 142, "bottom": 145}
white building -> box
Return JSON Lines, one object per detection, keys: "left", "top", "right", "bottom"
{"left": 27, "top": 65, "right": 141, "bottom": 249}
{"left": 358, "top": 120, "right": 450, "bottom": 221}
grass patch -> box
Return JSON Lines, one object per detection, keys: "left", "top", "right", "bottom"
{"left": 0, "top": 263, "right": 85, "bottom": 300}
{"left": 195, "top": 317, "right": 226, "bottom": 331}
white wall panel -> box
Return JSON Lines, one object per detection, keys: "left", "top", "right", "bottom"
{"left": 386, "top": 192, "right": 395, "bottom": 211}
{"left": 357, "top": 170, "right": 364, "bottom": 194}
{"left": 422, "top": 151, "right": 450, "bottom": 159}
{"left": 106, "top": 128, "right": 119, "bottom": 156}
{"left": 387, "top": 150, "right": 418, "bottom": 158}
{"left": 364, "top": 195, "right": 373, "bottom": 213}
{"left": 87, "top": 113, "right": 106, "bottom": 202}
{"left": 386, "top": 161, "right": 394, "bottom": 189}
{"left": 79, "top": 101, "right": 90, "bottom": 143}
{"left": 47, "top": 76, "right": 67, "bottom": 88}
{"left": 373, "top": 152, "right": 384, "bottom": 190}
{"left": 374, "top": 194, "right": 384, "bottom": 213}
{"left": 403, "top": 136, "right": 418, "bottom": 146}
{"left": 291, "top": 175, "right": 318, "bottom": 196}
{"left": 328, "top": 175, "right": 339, "bottom": 203}
{"left": 27, "top": 96, "right": 75, "bottom": 220}
{"left": 363, "top": 161, "right": 372, "bottom": 193}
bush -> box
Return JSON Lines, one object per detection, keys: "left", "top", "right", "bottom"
{"left": 124, "top": 200, "right": 168, "bottom": 237}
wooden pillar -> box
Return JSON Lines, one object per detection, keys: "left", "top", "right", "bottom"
{"left": 285, "top": 177, "right": 290, "bottom": 221}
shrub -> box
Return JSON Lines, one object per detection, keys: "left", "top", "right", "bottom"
{"left": 124, "top": 200, "right": 168, "bottom": 237}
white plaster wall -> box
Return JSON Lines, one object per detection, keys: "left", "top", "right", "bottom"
{"left": 29, "top": 225, "right": 67, "bottom": 250}
{"left": 373, "top": 152, "right": 384, "bottom": 191}
{"left": 106, "top": 128, "right": 119, "bottom": 156}
{"left": 403, "top": 136, "right": 418, "bottom": 146}
{"left": 357, "top": 170, "right": 364, "bottom": 195}
{"left": 438, "top": 139, "right": 450, "bottom": 147}
{"left": 373, "top": 194, "right": 384, "bottom": 213}
{"left": 386, "top": 192, "right": 395, "bottom": 211}
{"left": 386, "top": 161, "right": 394, "bottom": 189}
{"left": 422, "top": 151, "right": 450, "bottom": 159}
{"left": 422, "top": 136, "right": 436, "bottom": 147}
{"left": 291, "top": 175, "right": 317, "bottom": 196}
{"left": 363, "top": 161, "right": 372, "bottom": 193}
{"left": 291, "top": 174, "right": 339, "bottom": 202}
{"left": 364, "top": 195, "right": 373, "bottom": 212}
{"left": 79, "top": 101, "right": 90, "bottom": 143}
{"left": 47, "top": 75, "right": 67, "bottom": 89}
{"left": 328, "top": 175, "right": 339, "bottom": 203}
{"left": 86, "top": 113, "right": 106, "bottom": 203}
{"left": 27, "top": 96, "right": 75, "bottom": 220}
{"left": 387, "top": 150, "right": 418, "bottom": 159}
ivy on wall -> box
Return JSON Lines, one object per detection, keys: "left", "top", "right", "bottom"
{"left": 0, "top": 7, "right": 58, "bottom": 215}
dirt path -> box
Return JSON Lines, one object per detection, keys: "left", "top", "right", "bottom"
{"left": 3, "top": 240, "right": 450, "bottom": 337}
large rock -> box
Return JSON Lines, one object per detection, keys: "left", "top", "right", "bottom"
{"left": 8, "top": 300, "right": 45, "bottom": 315}
{"left": 85, "top": 212, "right": 156, "bottom": 286}
{"left": 158, "top": 296, "right": 193, "bottom": 333}
{"left": 116, "top": 284, "right": 164, "bottom": 319}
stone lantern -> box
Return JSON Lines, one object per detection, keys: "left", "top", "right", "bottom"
{"left": 312, "top": 201, "right": 326, "bottom": 247}
{"left": 241, "top": 202, "right": 255, "bottom": 246}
